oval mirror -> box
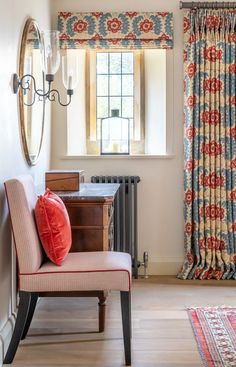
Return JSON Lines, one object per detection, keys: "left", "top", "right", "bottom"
{"left": 19, "top": 18, "right": 45, "bottom": 165}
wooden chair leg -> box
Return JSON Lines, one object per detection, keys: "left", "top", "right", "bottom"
{"left": 21, "top": 292, "right": 38, "bottom": 340}
{"left": 120, "top": 291, "right": 131, "bottom": 366}
{"left": 98, "top": 296, "right": 106, "bottom": 332}
{"left": 4, "top": 291, "right": 31, "bottom": 364}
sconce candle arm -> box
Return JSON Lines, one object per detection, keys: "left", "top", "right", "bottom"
{"left": 23, "top": 92, "right": 36, "bottom": 107}
{"left": 13, "top": 72, "right": 73, "bottom": 107}
{"left": 13, "top": 73, "right": 53, "bottom": 98}
{"left": 47, "top": 88, "right": 72, "bottom": 107}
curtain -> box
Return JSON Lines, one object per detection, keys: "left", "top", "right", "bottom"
{"left": 58, "top": 11, "right": 173, "bottom": 49}
{"left": 179, "top": 8, "right": 236, "bottom": 280}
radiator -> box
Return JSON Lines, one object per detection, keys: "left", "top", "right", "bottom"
{"left": 91, "top": 175, "right": 141, "bottom": 278}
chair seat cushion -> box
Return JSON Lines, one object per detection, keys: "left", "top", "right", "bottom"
{"left": 19, "top": 251, "right": 132, "bottom": 292}
{"left": 35, "top": 190, "right": 72, "bottom": 266}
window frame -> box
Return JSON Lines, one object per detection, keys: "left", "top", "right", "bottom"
{"left": 86, "top": 49, "right": 145, "bottom": 155}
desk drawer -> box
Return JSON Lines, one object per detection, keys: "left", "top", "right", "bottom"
{"left": 66, "top": 204, "right": 104, "bottom": 226}
{"left": 66, "top": 203, "right": 113, "bottom": 227}
{"left": 71, "top": 229, "right": 108, "bottom": 252}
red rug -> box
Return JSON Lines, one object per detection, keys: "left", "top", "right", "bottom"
{"left": 188, "top": 307, "right": 236, "bottom": 367}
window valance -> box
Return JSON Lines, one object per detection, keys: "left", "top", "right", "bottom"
{"left": 58, "top": 11, "right": 173, "bottom": 49}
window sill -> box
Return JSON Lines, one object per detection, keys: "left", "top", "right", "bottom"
{"left": 61, "top": 154, "right": 175, "bottom": 160}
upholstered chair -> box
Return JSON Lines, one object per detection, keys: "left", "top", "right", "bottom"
{"left": 4, "top": 175, "right": 132, "bottom": 365}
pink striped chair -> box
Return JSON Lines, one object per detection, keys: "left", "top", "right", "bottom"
{"left": 4, "top": 175, "right": 132, "bottom": 365}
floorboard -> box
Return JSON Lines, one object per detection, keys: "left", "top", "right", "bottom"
{"left": 8, "top": 276, "right": 236, "bottom": 366}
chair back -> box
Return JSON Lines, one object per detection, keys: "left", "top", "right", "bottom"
{"left": 4, "top": 175, "right": 43, "bottom": 273}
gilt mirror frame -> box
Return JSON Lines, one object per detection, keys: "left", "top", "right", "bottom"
{"left": 19, "top": 18, "right": 45, "bottom": 166}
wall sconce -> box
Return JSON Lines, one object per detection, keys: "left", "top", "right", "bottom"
{"left": 13, "top": 30, "right": 78, "bottom": 107}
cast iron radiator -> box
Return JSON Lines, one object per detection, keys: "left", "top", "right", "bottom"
{"left": 91, "top": 175, "right": 141, "bottom": 278}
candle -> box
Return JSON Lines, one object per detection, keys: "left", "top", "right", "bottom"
{"left": 27, "top": 55, "right": 32, "bottom": 74}
{"left": 68, "top": 75, "right": 72, "bottom": 90}
{"left": 112, "top": 143, "right": 118, "bottom": 153}
{"left": 47, "top": 55, "right": 52, "bottom": 74}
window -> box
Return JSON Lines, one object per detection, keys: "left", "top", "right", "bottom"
{"left": 96, "top": 52, "right": 134, "bottom": 140}
{"left": 86, "top": 50, "right": 144, "bottom": 155}
{"left": 66, "top": 49, "right": 169, "bottom": 156}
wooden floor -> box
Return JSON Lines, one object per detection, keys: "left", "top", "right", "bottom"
{"left": 10, "top": 276, "right": 236, "bottom": 367}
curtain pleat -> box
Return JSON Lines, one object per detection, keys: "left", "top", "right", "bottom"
{"left": 179, "top": 9, "right": 236, "bottom": 280}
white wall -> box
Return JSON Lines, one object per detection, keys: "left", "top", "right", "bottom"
{"left": 50, "top": 0, "right": 185, "bottom": 276}
{"left": 0, "top": 0, "right": 51, "bottom": 364}
{"left": 145, "top": 50, "right": 166, "bottom": 155}
{"left": 67, "top": 50, "right": 87, "bottom": 155}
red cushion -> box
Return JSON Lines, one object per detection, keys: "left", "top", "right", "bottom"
{"left": 35, "top": 190, "right": 72, "bottom": 265}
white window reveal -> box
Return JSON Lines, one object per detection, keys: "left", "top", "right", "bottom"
{"left": 66, "top": 49, "right": 170, "bottom": 156}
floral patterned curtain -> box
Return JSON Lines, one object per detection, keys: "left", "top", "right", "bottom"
{"left": 58, "top": 12, "right": 173, "bottom": 49}
{"left": 179, "top": 9, "right": 236, "bottom": 280}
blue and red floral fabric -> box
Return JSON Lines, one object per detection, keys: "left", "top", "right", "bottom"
{"left": 58, "top": 11, "right": 173, "bottom": 49}
{"left": 179, "top": 9, "right": 236, "bottom": 280}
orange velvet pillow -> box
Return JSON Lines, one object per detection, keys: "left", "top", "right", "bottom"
{"left": 35, "top": 190, "right": 72, "bottom": 265}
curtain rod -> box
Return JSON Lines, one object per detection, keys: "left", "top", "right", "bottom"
{"left": 180, "top": 1, "right": 236, "bottom": 9}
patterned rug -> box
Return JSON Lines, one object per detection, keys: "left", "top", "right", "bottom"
{"left": 188, "top": 307, "right": 236, "bottom": 367}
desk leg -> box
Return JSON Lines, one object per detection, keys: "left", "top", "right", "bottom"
{"left": 98, "top": 296, "right": 106, "bottom": 332}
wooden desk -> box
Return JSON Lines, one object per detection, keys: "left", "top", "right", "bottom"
{"left": 56, "top": 183, "right": 119, "bottom": 332}
{"left": 57, "top": 183, "right": 119, "bottom": 252}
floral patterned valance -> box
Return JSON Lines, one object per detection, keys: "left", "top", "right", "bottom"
{"left": 58, "top": 11, "right": 173, "bottom": 49}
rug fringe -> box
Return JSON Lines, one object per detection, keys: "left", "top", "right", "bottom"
{"left": 187, "top": 305, "right": 236, "bottom": 310}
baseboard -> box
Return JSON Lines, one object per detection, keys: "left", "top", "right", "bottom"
{"left": 0, "top": 314, "right": 16, "bottom": 366}
{"left": 138, "top": 258, "right": 183, "bottom": 276}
